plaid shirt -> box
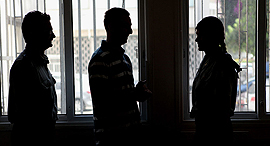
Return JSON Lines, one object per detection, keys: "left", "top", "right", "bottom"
{"left": 88, "top": 40, "right": 141, "bottom": 136}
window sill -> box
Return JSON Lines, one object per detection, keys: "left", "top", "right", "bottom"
{"left": 0, "top": 114, "right": 94, "bottom": 128}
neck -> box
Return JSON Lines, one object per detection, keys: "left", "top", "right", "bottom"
{"left": 106, "top": 33, "right": 122, "bottom": 47}
{"left": 106, "top": 39, "right": 121, "bottom": 47}
{"left": 26, "top": 43, "right": 46, "bottom": 55}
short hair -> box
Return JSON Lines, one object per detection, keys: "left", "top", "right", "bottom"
{"left": 22, "top": 11, "right": 51, "bottom": 43}
{"left": 104, "top": 7, "right": 130, "bottom": 30}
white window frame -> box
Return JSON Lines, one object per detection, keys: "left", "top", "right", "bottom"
{"left": 182, "top": 0, "right": 270, "bottom": 121}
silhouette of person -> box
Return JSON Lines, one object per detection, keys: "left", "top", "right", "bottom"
{"left": 88, "top": 7, "right": 152, "bottom": 146}
{"left": 8, "top": 11, "right": 57, "bottom": 146}
{"left": 190, "top": 16, "right": 241, "bottom": 144}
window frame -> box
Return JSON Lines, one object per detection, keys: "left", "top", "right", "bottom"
{"left": 0, "top": 0, "right": 147, "bottom": 124}
{"left": 182, "top": 0, "right": 270, "bottom": 121}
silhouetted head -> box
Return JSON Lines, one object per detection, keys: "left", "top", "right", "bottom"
{"left": 195, "top": 16, "right": 226, "bottom": 53}
{"left": 22, "top": 11, "right": 55, "bottom": 51}
{"left": 104, "top": 7, "right": 133, "bottom": 46}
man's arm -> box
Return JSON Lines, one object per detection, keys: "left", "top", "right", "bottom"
{"left": 88, "top": 60, "right": 111, "bottom": 107}
{"left": 8, "top": 60, "right": 40, "bottom": 123}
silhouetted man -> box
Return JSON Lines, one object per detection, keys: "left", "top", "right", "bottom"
{"left": 8, "top": 11, "right": 57, "bottom": 146}
{"left": 88, "top": 8, "right": 152, "bottom": 146}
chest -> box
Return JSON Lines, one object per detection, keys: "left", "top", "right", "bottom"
{"left": 33, "top": 63, "right": 56, "bottom": 90}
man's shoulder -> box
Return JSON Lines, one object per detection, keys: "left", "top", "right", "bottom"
{"left": 11, "top": 52, "right": 32, "bottom": 71}
{"left": 123, "top": 54, "right": 132, "bottom": 63}
{"left": 88, "top": 47, "right": 109, "bottom": 71}
{"left": 90, "top": 47, "right": 113, "bottom": 64}
{"left": 10, "top": 52, "right": 36, "bottom": 80}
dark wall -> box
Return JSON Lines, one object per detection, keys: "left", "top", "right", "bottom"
{"left": 144, "top": 0, "right": 182, "bottom": 129}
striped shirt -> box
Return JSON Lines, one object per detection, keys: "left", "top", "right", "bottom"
{"left": 88, "top": 40, "right": 141, "bottom": 136}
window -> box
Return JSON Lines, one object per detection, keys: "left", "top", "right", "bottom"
{"left": 0, "top": 0, "right": 140, "bottom": 122}
{"left": 184, "top": 0, "right": 269, "bottom": 120}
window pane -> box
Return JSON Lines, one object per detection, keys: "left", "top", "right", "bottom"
{"left": 46, "top": 0, "right": 66, "bottom": 114}
{"left": 188, "top": 0, "right": 256, "bottom": 112}
{"left": 266, "top": 0, "right": 270, "bottom": 113}
{"left": 110, "top": 0, "right": 123, "bottom": 8}
{"left": 0, "top": 0, "right": 27, "bottom": 115}
{"left": 125, "top": 2, "right": 139, "bottom": 84}
{"left": 73, "top": 0, "right": 139, "bottom": 115}
{"left": 72, "top": 0, "right": 94, "bottom": 115}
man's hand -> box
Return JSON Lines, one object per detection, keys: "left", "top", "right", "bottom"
{"left": 135, "top": 80, "right": 152, "bottom": 102}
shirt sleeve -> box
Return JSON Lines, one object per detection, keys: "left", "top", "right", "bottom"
{"left": 8, "top": 60, "right": 41, "bottom": 123}
{"left": 88, "top": 59, "right": 111, "bottom": 107}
